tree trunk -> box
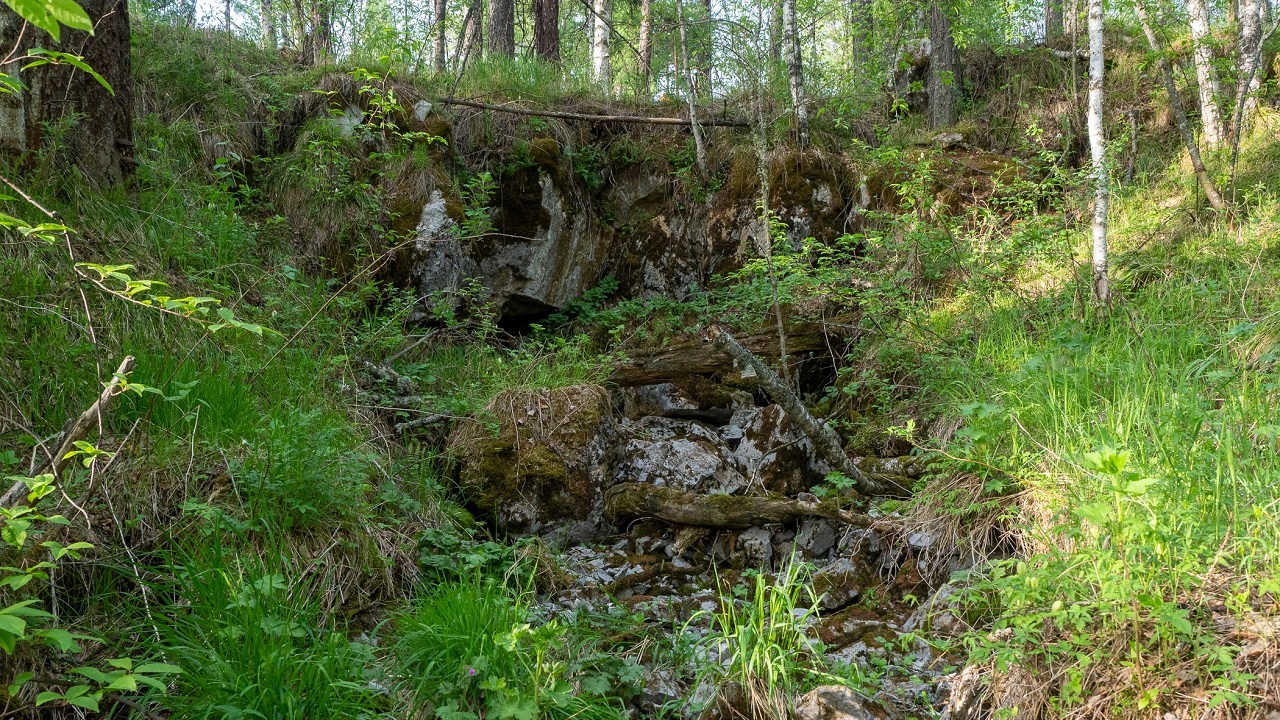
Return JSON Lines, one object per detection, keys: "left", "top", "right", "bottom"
{"left": 676, "top": 0, "right": 707, "bottom": 173}
{"left": 770, "top": 3, "right": 783, "bottom": 66}
{"left": 591, "top": 0, "right": 611, "bottom": 93}
{"left": 1087, "top": 0, "right": 1109, "bottom": 305}
{"left": 928, "top": 0, "right": 959, "bottom": 129}
{"left": 1132, "top": 0, "right": 1227, "bottom": 209}
{"left": 637, "top": 0, "right": 652, "bottom": 94}
{"left": 698, "top": 0, "right": 712, "bottom": 96}
{"left": 488, "top": 0, "right": 515, "bottom": 57}
{"left": 533, "top": 0, "right": 560, "bottom": 61}
{"left": 782, "top": 0, "right": 809, "bottom": 146}
{"left": 459, "top": 0, "right": 483, "bottom": 68}
{"left": 1046, "top": 0, "right": 1063, "bottom": 38}
{"left": 262, "top": 0, "right": 277, "bottom": 48}
{"left": 848, "top": 0, "right": 871, "bottom": 61}
{"left": 1234, "top": 0, "right": 1263, "bottom": 136}
{"left": 0, "top": 0, "right": 135, "bottom": 187}
{"left": 225, "top": 0, "right": 232, "bottom": 30}
{"left": 433, "top": 0, "right": 448, "bottom": 71}
{"left": 1062, "top": 0, "right": 1078, "bottom": 37}
{"left": 1186, "top": 0, "right": 1225, "bottom": 148}
{"left": 310, "top": 0, "right": 332, "bottom": 64}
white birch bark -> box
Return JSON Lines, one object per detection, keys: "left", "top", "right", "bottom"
{"left": 591, "top": 0, "right": 612, "bottom": 93}
{"left": 1087, "top": 0, "right": 1109, "bottom": 305}
{"left": 782, "top": 0, "right": 809, "bottom": 147}
{"left": 1186, "top": 0, "right": 1225, "bottom": 148}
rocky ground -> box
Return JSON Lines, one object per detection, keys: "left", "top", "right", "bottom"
{"left": 437, "top": 376, "right": 970, "bottom": 718}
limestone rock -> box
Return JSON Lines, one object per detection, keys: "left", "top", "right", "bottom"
{"left": 736, "top": 526, "right": 774, "bottom": 572}
{"left": 729, "top": 405, "right": 829, "bottom": 495}
{"left": 796, "top": 518, "right": 838, "bottom": 559}
{"left": 796, "top": 685, "right": 894, "bottom": 720}
{"left": 448, "top": 384, "right": 615, "bottom": 543}
{"left": 613, "top": 417, "right": 745, "bottom": 494}
{"left": 813, "top": 556, "right": 870, "bottom": 611}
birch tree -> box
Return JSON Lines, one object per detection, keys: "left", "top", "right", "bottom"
{"left": 1087, "top": 0, "right": 1109, "bottom": 305}
{"left": 677, "top": 0, "right": 708, "bottom": 173}
{"left": 1132, "top": 0, "right": 1226, "bottom": 209}
{"left": 782, "top": 0, "right": 809, "bottom": 146}
{"left": 1234, "top": 0, "right": 1263, "bottom": 136}
{"left": 592, "top": 0, "right": 612, "bottom": 93}
{"left": 638, "top": 0, "right": 653, "bottom": 94}
{"left": 1186, "top": 0, "right": 1224, "bottom": 148}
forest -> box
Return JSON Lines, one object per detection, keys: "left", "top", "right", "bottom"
{"left": 0, "top": 0, "right": 1278, "bottom": 714}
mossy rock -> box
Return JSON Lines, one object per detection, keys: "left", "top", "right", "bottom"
{"left": 448, "top": 385, "right": 615, "bottom": 540}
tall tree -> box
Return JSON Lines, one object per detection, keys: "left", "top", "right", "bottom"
{"left": 782, "top": 0, "right": 809, "bottom": 146}
{"left": 458, "top": 0, "right": 483, "bottom": 67}
{"left": 263, "top": 0, "right": 277, "bottom": 48}
{"left": 533, "top": 0, "right": 560, "bottom": 61}
{"left": 1062, "top": 0, "right": 1078, "bottom": 36}
{"left": 433, "top": 0, "right": 448, "bottom": 71}
{"left": 0, "top": 0, "right": 134, "bottom": 187}
{"left": 311, "top": 0, "right": 333, "bottom": 64}
{"left": 1087, "top": 0, "right": 1109, "bottom": 305}
{"left": 638, "top": 0, "right": 653, "bottom": 94}
{"left": 1046, "top": 0, "right": 1063, "bottom": 38}
{"left": 1234, "top": 0, "right": 1263, "bottom": 136}
{"left": 676, "top": 0, "right": 707, "bottom": 173}
{"left": 1132, "top": 0, "right": 1226, "bottom": 209}
{"left": 488, "top": 0, "right": 515, "bottom": 56}
{"left": 1186, "top": 0, "right": 1224, "bottom": 148}
{"left": 592, "top": 0, "right": 611, "bottom": 92}
{"left": 928, "top": 0, "right": 959, "bottom": 128}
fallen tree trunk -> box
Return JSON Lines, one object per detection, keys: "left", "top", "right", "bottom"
{"left": 610, "top": 325, "right": 834, "bottom": 387}
{"left": 606, "top": 483, "right": 894, "bottom": 530}
{"left": 0, "top": 356, "right": 136, "bottom": 508}
{"left": 440, "top": 98, "right": 749, "bottom": 126}
{"left": 709, "top": 326, "right": 902, "bottom": 496}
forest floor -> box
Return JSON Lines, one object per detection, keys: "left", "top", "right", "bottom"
{"left": 1, "top": 19, "right": 1280, "bottom": 720}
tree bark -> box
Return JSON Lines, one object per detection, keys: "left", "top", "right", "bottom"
{"left": 605, "top": 483, "right": 892, "bottom": 530}
{"left": 433, "top": 0, "right": 448, "bottom": 71}
{"left": 770, "top": 3, "right": 783, "bottom": 66}
{"left": 1046, "top": 0, "right": 1063, "bottom": 38}
{"left": 848, "top": 0, "right": 871, "bottom": 61}
{"left": 459, "top": 0, "right": 483, "bottom": 68}
{"left": 1234, "top": 0, "right": 1263, "bottom": 136}
{"left": 928, "top": 0, "right": 959, "bottom": 129}
{"left": 782, "top": 0, "right": 809, "bottom": 146}
{"left": 609, "top": 325, "right": 831, "bottom": 386}
{"left": 698, "top": 0, "right": 712, "bottom": 96}
{"left": 0, "top": 0, "right": 135, "bottom": 187}
{"left": 1087, "top": 0, "right": 1109, "bottom": 305}
{"left": 1186, "top": 0, "right": 1225, "bottom": 148}
{"left": 676, "top": 0, "right": 707, "bottom": 173}
{"left": 709, "top": 326, "right": 897, "bottom": 495}
{"left": 533, "top": 0, "right": 560, "bottom": 61}
{"left": 591, "top": 0, "right": 611, "bottom": 93}
{"left": 637, "top": 0, "right": 652, "bottom": 94}
{"left": 1132, "top": 0, "right": 1227, "bottom": 209}
{"left": 311, "top": 0, "right": 332, "bottom": 64}
{"left": 262, "top": 0, "right": 277, "bottom": 48}
{"left": 1062, "top": 0, "right": 1078, "bottom": 37}
{"left": 488, "top": 0, "right": 515, "bottom": 57}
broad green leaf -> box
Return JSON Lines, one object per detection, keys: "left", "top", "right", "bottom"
{"left": 2, "top": 0, "right": 60, "bottom": 39}
{"left": 67, "top": 694, "right": 100, "bottom": 711}
{"left": 43, "top": 0, "right": 92, "bottom": 31}
{"left": 34, "top": 690, "right": 63, "bottom": 706}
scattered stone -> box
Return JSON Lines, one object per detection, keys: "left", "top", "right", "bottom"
{"left": 901, "top": 584, "right": 966, "bottom": 636}
{"left": 795, "top": 685, "right": 892, "bottom": 720}
{"left": 640, "top": 668, "right": 685, "bottom": 714}
{"left": 813, "top": 556, "right": 869, "bottom": 611}
{"left": 933, "top": 132, "right": 965, "bottom": 149}
{"left": 735, "top": 526, "right": 774, "bottom": 571}
{"left": 614, "top": 417, "right": 746, "bottom": 494}
{"left": 796, "top": 518, "right": 838, "bottom": 558}
{"left": 730, "top": 405, "right": 830, "bottom": 495}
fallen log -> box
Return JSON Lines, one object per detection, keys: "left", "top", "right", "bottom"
{"left": 0, "top": 356, "right": 136, "bottom": 508}
{"left": 605, "top": 483, "right": 895, "bottom": 530}
{"left": 609, "top": 326, "right": 830, "bottom": 387}
{"left": 709, "top": 326, "right": 904, "bottom": 496}
{"left": 439, "top": 97, "right": 750, "bottom": 127}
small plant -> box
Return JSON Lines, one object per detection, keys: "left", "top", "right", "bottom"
{"left": 457, "top": 172, "right": 497, "bottom": 240}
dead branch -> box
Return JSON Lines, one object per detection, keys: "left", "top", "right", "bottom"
{"left": 439, "top": 97, "right": 750, "bottom": 126}
{"left": 708, "top": 326, "right": 904, "bottom": 496}
{"left": 0, "top": 356, "right": 135, "bottom": 508}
